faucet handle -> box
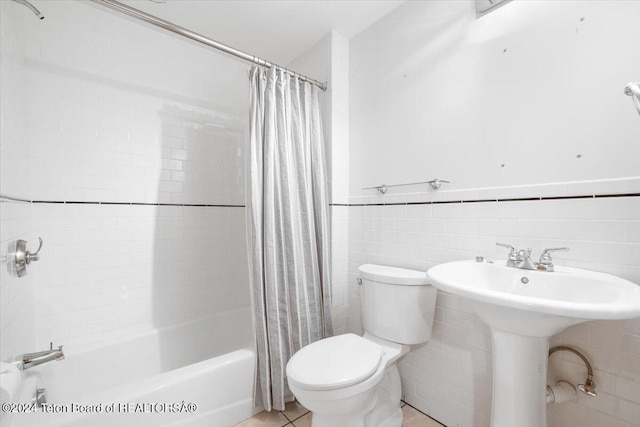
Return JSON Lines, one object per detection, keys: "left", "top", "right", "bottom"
{"left": 539, "top": 247, "right": 570, "bottom": 265}
{"left": 496, "top": 243, "right": 517, "bottom": 260}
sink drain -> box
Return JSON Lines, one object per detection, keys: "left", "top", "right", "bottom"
{"left": 521, "top": 277, "right": 529, "bottom": 284}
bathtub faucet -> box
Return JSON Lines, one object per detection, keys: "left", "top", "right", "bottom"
{"left": 22, "top": 343, "right": 64, "bottom": 370}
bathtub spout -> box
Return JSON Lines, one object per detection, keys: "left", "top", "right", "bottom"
{"left": 22, "top": 343, "right": 64, "bottom": 370}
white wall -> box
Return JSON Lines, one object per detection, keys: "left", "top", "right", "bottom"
{"left": 329, "top": 32, "right": 351, "bottom": 336}
{"left": 288, "top": 31, "right": 351, "bottom": 335}
{"left": 0, "top": 0, "right": 250, "bottom": 359}
{"left": 350, "top": 0, "right": 640, "bottom": 195}
{"left": 348, "top": 1, "right": 640, "bottom": 426}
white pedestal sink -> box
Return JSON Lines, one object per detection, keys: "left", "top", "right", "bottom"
{"left": 427, "top": 260, "right": 640, "bottom": 427}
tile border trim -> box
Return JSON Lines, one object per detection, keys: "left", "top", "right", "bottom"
{"left": 330, "top": 192, "right": 640, "bottom": 207}
{"left": 0, "top": 193, "right": 245, "bottom": 208}
{"left": 3, "top": 192, "right": 638, "bottom": 209}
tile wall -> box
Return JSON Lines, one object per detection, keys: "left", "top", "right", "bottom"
{"left": 0, "top": 1, "right": 36, "bottom": 363}
{"left": 0, "top": 202, "right": 36, "bottom": 364}
{"left": 330, "top": 205, "right": 349, "bottom": 335}
{"left": 1, "top": 0, "right": 251, "bottom": 360}
{"left": 346, "top": 182, "right": 640, "bottom": 427}
{"left": 29, "top": 203, "right": 249, "bottom": 351}
{"left": 23, "top": 0, "right": 247, "bottom": 205}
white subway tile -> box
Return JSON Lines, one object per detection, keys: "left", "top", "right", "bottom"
{"left": 618, "top": 399, "right": 640, "bottom": 425}
{"left": 349, "top": 191, "right": 640, "bottom": 427}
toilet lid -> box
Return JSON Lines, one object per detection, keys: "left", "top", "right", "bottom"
{"left": 359, "top": 264, "right": 429, "bottom": 285}
{"left": 286, "top": 334, "right": 383, "bottom": 391}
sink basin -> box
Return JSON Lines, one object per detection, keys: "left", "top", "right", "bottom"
{"left": 428, "top": 260, "right": 640, "bottom": 336}
{"left": 426, "top": 260, "right": 640, "bottom": 427}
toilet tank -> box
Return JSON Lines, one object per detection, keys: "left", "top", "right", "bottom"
{"left": 359, "top": 264, "right": 437, "bottom": 345}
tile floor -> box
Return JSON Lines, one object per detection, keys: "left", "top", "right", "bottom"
{"left": 234, "top": 401, "right": 444, "bottom": 427}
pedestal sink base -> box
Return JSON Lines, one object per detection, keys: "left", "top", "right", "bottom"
{"left": 491, "top": 328, "right": 548, "bottom": 427}
{"left": 427, "top": 260, "right": 640, "bottom": 427}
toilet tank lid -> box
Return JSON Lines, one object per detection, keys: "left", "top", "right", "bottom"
{"left": 359, "top": 264, "right": 429, "bottom": 286}
{"left": 286, "top": 334, "right": 382, "bottom": 391}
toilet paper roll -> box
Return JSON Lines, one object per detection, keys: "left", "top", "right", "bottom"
{"left": 0, "top": 362, "right": 21, "bottom": 403}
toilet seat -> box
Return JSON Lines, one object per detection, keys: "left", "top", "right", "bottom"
{"left": 286, "top": 334, "right": 383, "bottom": 391}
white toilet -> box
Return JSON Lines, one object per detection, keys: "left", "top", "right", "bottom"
{"left": 286, "top": 264, "right": 437, "bottom": 427}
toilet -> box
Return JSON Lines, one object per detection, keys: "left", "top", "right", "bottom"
{"left": 286, "top": 264, "right": 437, "bottom": 427}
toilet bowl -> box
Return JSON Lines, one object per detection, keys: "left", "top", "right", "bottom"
{"left": 286, "top": 264, "right": 437, "bottom": 427}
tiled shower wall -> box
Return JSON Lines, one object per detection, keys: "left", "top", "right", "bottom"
{"left": 346, "top": 184, "right": 640, "bottom": 427}
{"left": 0, "top": 1, "right": 36, "bottom": 363}
{"left": 29, "top": 203, "right": 248, "bottom": 351}
{"left": 23, "top": 0, "right": 247, "bottom": 204}
{"left": 1, "top": 0, "right": 250, "bottom": 359}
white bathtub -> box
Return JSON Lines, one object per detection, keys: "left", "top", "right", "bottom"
{"left": 9, "top": 308, "right": 257, "bottom": 427}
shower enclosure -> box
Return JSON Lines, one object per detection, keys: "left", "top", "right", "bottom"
{"left": 0, "top": 1, "right": 258, "bottom": 425}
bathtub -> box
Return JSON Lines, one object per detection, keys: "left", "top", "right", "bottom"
{"left": 8, "top": 308, "right": 257, "bottom": 427}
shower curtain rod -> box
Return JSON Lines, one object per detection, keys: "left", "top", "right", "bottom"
{"left": 88, "top": 0, "right": 328, "bottom": 91}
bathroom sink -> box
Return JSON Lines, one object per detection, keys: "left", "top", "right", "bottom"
{"left": 427, "top": 260, "right": 640, "bottom": 336}
{"left": 426, "top": 260, "right": 640, "bottom": 427}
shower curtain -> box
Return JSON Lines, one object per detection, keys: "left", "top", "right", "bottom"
{"left": 247, "top": 66, "right": 333, "bottom": 411}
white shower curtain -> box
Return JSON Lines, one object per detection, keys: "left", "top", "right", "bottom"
{"left": 247, "top": 66, "right": 332, "bottom": 411}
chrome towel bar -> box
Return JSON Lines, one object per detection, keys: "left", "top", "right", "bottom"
{"left": 362, "top": 179, "right": 450, "bottom": 194}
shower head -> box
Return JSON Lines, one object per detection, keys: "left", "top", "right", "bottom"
{"left": 625, "top": 82, "right": 640, "bottom": 98}
{"left": 625, "top": 82, "right": 640, "bottom": 117}
{"left": 10, "top": 0, "right": 44, "bottom": 20}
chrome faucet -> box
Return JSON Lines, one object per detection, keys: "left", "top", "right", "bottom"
{"left": 22, "top": 343, "right": 64, "bottom": 370}
{"left": 496, "top": 243, "right": 569, "bottom": 272}
{"left": 515, "top": 248, "right": 537, "bottom": 270}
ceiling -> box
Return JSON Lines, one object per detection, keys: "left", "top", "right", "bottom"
{"left": 119, "top": 0, "right": 404, "bottom": 66}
